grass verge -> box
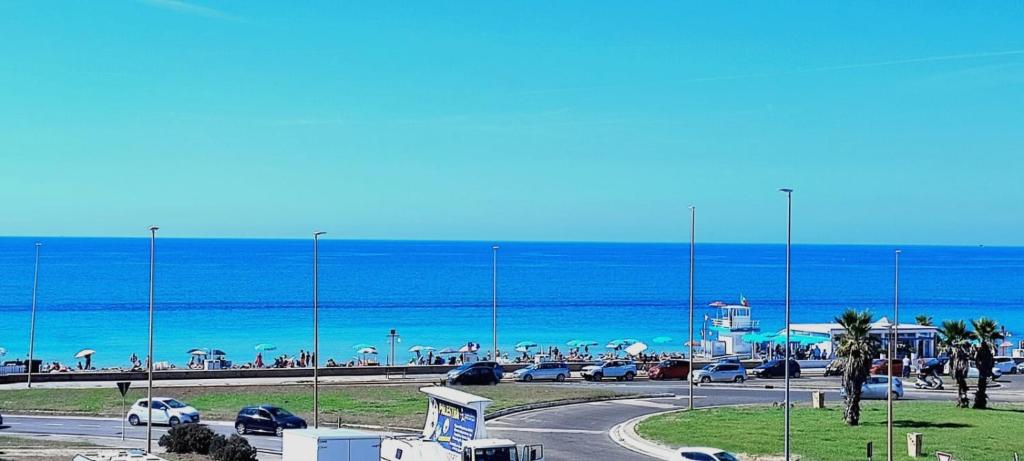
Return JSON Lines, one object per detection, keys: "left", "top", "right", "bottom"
{"left": 0, "top": 383, "right": 628, "bottom": 429}
{"left": 637, "top": 401, "right": 1024, "bottom": 461}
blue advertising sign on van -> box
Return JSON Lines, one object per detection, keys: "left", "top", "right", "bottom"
{"left": 430, "top": 400, "right": 478, "bottom": 453}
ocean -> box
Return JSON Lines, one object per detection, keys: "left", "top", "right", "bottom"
{"left": 0, "top": 238, "right": 1021, "bottom": 368}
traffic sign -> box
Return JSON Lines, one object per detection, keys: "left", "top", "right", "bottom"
{"left": 117, "top": 381, "right": 131, "bottom": 396}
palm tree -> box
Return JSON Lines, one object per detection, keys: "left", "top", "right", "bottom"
{"left": 937, "top": 320, "right": 975, "bottom": 408}
{"left": 971, "top": 317, "right": 1003, "bottom": 409}
{"left": 915, "top": 315, "right": 934, "bottom": 327}
{"left": 835, "top": 309, "right": 878, "bottom": 425}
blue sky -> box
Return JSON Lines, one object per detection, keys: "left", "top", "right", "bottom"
{"left": 1, "top": 2, "right": 1022, "bottom": 244}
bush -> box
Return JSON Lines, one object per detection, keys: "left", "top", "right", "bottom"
{"left": 211, "top": 434, "right": 258, "bottom": 461}
{"left": 158, "top": 423, "right": 217, "bottom": 454}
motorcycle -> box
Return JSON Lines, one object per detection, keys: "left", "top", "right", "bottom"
{"left": 914, "top": 372, "right": 943, "bottom": 390}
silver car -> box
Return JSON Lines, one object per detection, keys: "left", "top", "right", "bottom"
{"left": 691, "top": 363, "right": 746, "bottom": 383}
{"left": 514, "top": 362, "right": 570, "bottom": 382}
{"left": 843, "top": 375, "right": 904, "bottom": 399}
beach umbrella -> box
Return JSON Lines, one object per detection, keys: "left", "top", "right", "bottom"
{"left": 577, "top": 340, "right": 599, "bottom": 347}
{"left": 625, "top": 342, "right": 648, "bottom": 356}
{"left": 188, "top": 348, "right": 209, "bottom": 356}
{"left": 75, "top": 349, "right": 96, "bottom": 359}
{"left": 254, "top": 343, "right": 276, "bottom": 352}
{"left": 352, "top": 343, "right": 374, "bottom": 351}
{"left": 652, "top": 336, "right": 673, "bottom": 344}
{"left": 515, "top": 346, "right": 530, "bottom": 353}
{"left": 209, "top": 349, "right": 227, "bottom": 356}
{"left": 0, "top": 347, "right": 6, "bottom": 357}
{"left": 357, "top": 347, "right": 378, "bottom": 355}
{"left": 515, "top": 341, "right": 538, "bottom": 349}
{"left": 408, "top": 346, "right": 424, "bottom": 353}
{"left": 458, "top": 343, "right": 480, "bottom": 353}
{"left": 565, "top": 340, "right": 580, "bottom": 347}
{"left": 438, "top": 348, "right": 459, "bottom": 355}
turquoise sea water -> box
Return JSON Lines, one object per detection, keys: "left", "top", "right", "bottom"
{"left": 0, "top": 238, "right": 1021, "bottom": 367}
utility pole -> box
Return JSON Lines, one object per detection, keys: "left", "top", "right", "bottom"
{"left": 779, "top": 188, "right": 793, "bottom": 461}
{"left": 27, "top": 242, "right": 41, "bottom": 388}
{"left": 146, "top": 226, "right": 158, "bottom": 453}
{"left": 688, "top": 206, "right": 695, "bottom": 410}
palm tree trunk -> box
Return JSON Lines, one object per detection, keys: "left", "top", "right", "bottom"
{"left": 953, "top": 349, "right": 971, "bottom": 408}
{"left": 973, "top": 344, "right": 994, "bottom": 409}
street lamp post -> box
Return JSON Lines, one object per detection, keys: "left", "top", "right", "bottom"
{"left": 312, "top": 231, "right": 326, "bottom": 428}
{"left": 688, "top": 206, "right": 695, "bottom": 411}
{"left": 887, "top": 249, "right": 901, "bottom": 461}
{"left": 146, "top": 226, "right": 158, "bottom": 453}
{"left": 492, "top": 245, "right": 499, "bottom": 361}
{"left": 27, "top": 242, "right": 41, "bottom": 389}
{"left": 779, "top": 188, "right": 793, "bottom": 461}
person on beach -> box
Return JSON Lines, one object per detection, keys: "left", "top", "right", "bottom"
{"left": 254, "top": 352, "right": 264, "bottom": 368}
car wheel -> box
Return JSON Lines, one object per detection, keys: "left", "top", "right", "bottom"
{"left": 169, "top": 417, "right": 180, "bottom": 427}
{"left": 276, "top": 426, "right": 284, "bottom": 437}
{"left": 794, "top": 371, "right": 801, "bottom": 379}
{"left": 735, "top": 375, "right": 744, "bottom": 383}
{"left": 236, "top": 422, "right": 246, "bottom": 435}
{"left": 524, "top": 374, "right": 534, "bottom": 382}
{"left": 624, "top": 372, "right": 635, "bottom": 381}
{"left": 593, "top": 372, "right": 603, "bottom": 381}
{"left": 128, "top": 415, "right": 140, "bottom": 426}
{"left": 700, "top": 376, "right": 711, "bottom": 383}
{"left": 555, "top": 374, "right": 566, "bottom": 382}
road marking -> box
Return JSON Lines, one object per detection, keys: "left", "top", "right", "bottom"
{"left": 608, "top": 399, "right": 677, "bottom": 409}
{"left": 586, "top": 401, "right": 610, "bottom": 406}
{"left": 489, "top": 427, "right": 604, "bottom": 435}
{"left": 44, "top": 423, "right": 64, "bottom": 426}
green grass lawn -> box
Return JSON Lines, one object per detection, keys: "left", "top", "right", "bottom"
{"left": 637, "top": 401, "right": 1024, "bottom": 461}
{"left": 0, "top": 384, "right": 626, "bottom": 428}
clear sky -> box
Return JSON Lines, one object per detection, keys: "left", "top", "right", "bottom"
{"left": 1, "top": 2, "right": 1022, "bottom": 244}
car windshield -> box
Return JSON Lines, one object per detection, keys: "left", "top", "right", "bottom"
{"left": 268, "top": 408, "right": 293, "bottom": 417}
{"left": 454, "top": 363, "right": 475, "bottom": 372}
{"left": 164, "top": 399, "right": 187, "bottom": 408}
{"left": 702, "top": 364, "right": 715, "bottom": 371}
{"left": 715, "top": 452, "right": 741, "bottom": 461}
{"left": 657, "top": 360, "right": 672, "bottom": 367}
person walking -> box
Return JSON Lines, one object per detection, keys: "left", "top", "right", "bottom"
{"left": 902, "top": 355, "right": 912, "bottom": 378}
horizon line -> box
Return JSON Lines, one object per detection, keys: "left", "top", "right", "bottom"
{"left": 0, "top": 235, "right": 1017, "bottom": 249}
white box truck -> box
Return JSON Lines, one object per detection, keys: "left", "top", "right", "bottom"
{"left": 380, "top": 387, "right": 544, "bottom": 461}
{"left": 282, "top": 428, "right": 382, "bottom": 461}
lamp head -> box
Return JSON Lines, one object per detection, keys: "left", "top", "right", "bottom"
{"left": 779, "top": 188, "right": 793, "bottom": 194}
{"left": 313, "top": 231, "right": 326, "bottom": 237}
{"left": 148, "top": 226, "right": 159, "bottom": 232}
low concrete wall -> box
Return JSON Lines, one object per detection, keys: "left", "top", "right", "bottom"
{"left": 0, "top": 358, "right": 773, "bottom": 384}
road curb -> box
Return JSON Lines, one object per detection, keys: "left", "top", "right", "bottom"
{"left": 609, "top": 411, "right": 679, "bottom": 460}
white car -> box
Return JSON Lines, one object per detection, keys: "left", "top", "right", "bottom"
{"left": 677, "top": 447, "right": 741, "bottom": 461}
{"left": 967, "top": 362, "right": 1003, "bottom": 380}
{"left": 993, "top": 357, "right": 1017, "bottom": 375}
{"left": 691, "top": 363, "right": 746, "bottom": 383}
{"left": 581, "top": 360, "right": 637, "bottom": 381}
{"left": 126, "top": 398, "right": 200, "bottom": 427}
{"left": 841, "top": 376, "right": 904, "bottom": 400}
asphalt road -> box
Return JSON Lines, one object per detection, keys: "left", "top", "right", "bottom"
{"left": 1, "top": 375, "right": 1021, "bottom": 460}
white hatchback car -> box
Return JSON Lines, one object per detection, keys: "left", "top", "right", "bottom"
{"left": 126, "top": 398, "right": 200, "bottom": 427}
{"left": 677, "top": 447, "right": 741, "bottom": 461}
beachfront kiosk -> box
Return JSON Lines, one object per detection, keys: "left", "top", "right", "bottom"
{"left": 381, "top": 387, "right": 544, "bottom": 461}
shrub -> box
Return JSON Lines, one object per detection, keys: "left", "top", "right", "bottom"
{"left": 211, "top": 434, "right": 258, "bottom": 461}
{"left": 158, "top": 423, "right": 217, "bottom": 454}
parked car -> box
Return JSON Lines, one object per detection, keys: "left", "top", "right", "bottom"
{"left": 823, "top": 358, "right": 844, "bottom": 377}
{"left": 1017, "top": 362, "right": 1024, "bottom": 375}
{"left": 993, "top": 357, "right": 1017, "bottom": 375}
{"left": 918, "top": 357, "right": 948, "bottom": 377}
{"left": 841, "top": 376, "right": 904, "bottom": 400}
{"left": 446, "top": 361, "right": 504, "bottom": 385}
{"left": 126, "top": 398, "right": 200, "bottom": 427}
{"left": 752, "top": 359, "right": 801, "bottom": 379}
{"left": 235, "top": 405, "right": 306, "bottom": 436}
{"left": 513, "top": 362, "right": 569, "bottom": 382}
{"left": 648, "top": 359, "right": 690, "bottom": 380}
{"left": 870, "top": 359, "right": 903, "bottom": 376}
{"left": 0, "top": 411, "right": 4, "bottom": 427}
{"left": 581, "top": 360, "right": 637, "bottom": 381}
{"left": 677, "top": 447, "right": 741, "bottom": 461}
{"left": 967, "top": 362, "right": 1003, "bottom": 380}
{"left": 691, "top": 362, "right": 746, "bottom": 383}
{"left": 714, "top": 357, "right": 743, "bottom": 365}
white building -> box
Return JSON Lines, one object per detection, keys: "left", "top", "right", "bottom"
{"left": 783, "top": 317, "right": 939, "bottom": 359}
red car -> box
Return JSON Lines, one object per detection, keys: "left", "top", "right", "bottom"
{"left": 870, "top": 359, "right": 903, "bottom": 376}
{"left": 648, "top": 359, "right": 691, "bottom": 380}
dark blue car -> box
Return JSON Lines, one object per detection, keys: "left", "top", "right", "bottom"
{"left": 446, "top": 361, "right": 504, "bottom": 385}
{"left": 235, "top": 405, "right": 306, "bottom": 437}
